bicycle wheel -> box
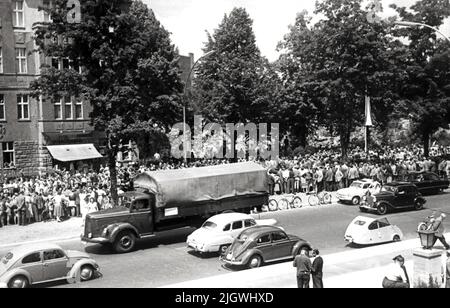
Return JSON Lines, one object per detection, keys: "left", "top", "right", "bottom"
{"left": 292, "top": 197, "right": 303, "bottom": 209}
{"left": 322, "top": 192, "right": 332, "bottom": 204}
{"left": 268, "top": 199, "right": 279, "bottom": 212}
{"left": 308, "top": 195, "right": 319, "bottom": 207}
{"left": 278, "top": 199, "right": 289, "bottom": 211}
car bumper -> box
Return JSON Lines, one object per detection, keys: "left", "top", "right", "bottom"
{"left": 220, "top": 256, "right": 246, "bottom": 266}
{"left": 359, "top": 204, "right": 378, "bottom": 212}
{"left": 344, "top": 235, "right": 354, "bottom": 243}
{"left": 81, "top": 236, "right": 110, "bottom": 244}
{"left": 337, "top": 195, "right": 353, "bottom": 201}
{"left": 187, "top": 241, "right": 210, "bottom": 253}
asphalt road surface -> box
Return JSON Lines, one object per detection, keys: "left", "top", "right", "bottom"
{"left": 2, "top": 192, "right": 450, "bottom": 288}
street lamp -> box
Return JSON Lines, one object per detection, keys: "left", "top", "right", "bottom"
{"left": 395, "top": 21, "right": 450, "bottom": 44}
{"left": 182, "top": 50, "right": 216, "bottom": 162}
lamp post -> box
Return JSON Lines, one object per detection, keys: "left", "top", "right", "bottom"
{"left": 395, "top": 21, "right": 450, "bottom": 44}
{"left": 182, "top": 50, "right": 216, "bottom": 163}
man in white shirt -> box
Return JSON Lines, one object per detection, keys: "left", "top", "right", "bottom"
{"left": 382, "top": 255, "right": 410, "bottom": 288}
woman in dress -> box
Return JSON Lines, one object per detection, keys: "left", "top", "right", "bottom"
{"left": 52, "top": 189, "right": 66, "bottom": 222}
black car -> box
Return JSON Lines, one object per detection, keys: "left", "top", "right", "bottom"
{"left": 405, "top": 172, "right": 449, "bottom": 195}
{"left": 359, "top": 182, "right": 426, "bottom": 215}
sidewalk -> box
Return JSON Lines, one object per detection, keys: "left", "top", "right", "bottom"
{"left": 162, "top": 233, "right": 450, "bottom": 288}
{"left": 0, "top": 218, "right": 82, "bottom": 248}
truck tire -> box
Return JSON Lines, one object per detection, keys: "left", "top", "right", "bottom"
{"left": 113, "top": 231, "right": 136, "bottom": 254}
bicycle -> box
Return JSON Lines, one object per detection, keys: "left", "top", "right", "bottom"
{"left": 268, "top": 197, "right": 279, "bottom": 212}
{"left": 277, "top": 194, "right": 303, "bottom": 211}
{"left": 308, "top": 191, "right": 332, "bottom": 207}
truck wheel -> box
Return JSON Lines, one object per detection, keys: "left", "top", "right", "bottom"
{"left": 377, "top": 204, "right": 388, "bottom": 215}
{"left": 248, "top": 255, "right": 262, "bottom": 269}
{"left": 8, "top": 276, "right": 29, "bottom": 288}
{"left": 114, "top": 231, "right": 136, "bottom": 253}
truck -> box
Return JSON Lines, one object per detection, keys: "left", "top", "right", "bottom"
{"left": 81, "top": 162, "right": 269, "bottom": 253}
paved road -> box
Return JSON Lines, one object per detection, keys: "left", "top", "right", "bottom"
{"left": 2, "top": 192, "right": 449, "bottom": 288}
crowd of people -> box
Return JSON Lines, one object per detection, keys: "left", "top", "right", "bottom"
{"left": 0, "top": 145, "right": 449, "bottom": 228}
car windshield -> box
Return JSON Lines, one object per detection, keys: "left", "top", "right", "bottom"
{"left": 381, "top": 186, "right": 396, "bottom": 193}
{"left": 1, "top": 252, "right": 13, "bottom": 265}
{"left": 237, "top": 233, "right": 249, "bottom": 242}
{"left": 202, "top": 221, "right": 217, "bottom": 229}
{"left": 354, "top": 220, "right": 366, "bottom": 226}
{"left": 350, "top": 182, "right": 363, "bottom": 188}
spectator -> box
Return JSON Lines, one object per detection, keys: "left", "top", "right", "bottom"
{"left": 293, "top": 249, "right": 312, "bottom": 288}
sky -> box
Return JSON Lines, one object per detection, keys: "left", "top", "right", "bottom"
{"left": 144, "top": 0, "right": 450, "bottom": 62}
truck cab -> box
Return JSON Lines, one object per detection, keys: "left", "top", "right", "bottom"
{"left": 81, "top": 192, "right": 156, "bottom": 253}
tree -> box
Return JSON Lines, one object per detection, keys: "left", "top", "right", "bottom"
{"left": 32, "top": 0, "right": 183, "bottom": 204}
{"left": 391, "top": 0, "right": 450, "bottom": 157}
{"left": 193, "top": 8, "right": 276, "bottom": 124}
{"left": 278, "top": 0, "right": 409, "bottom": 157}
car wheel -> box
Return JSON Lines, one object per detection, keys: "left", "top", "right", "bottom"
{"left": 113, "top": 231, "right": 136, "bottom": 253}
{"left": 393, "top": 235, "right": 401, "bottom": 242}
{"left": 219, "top": 245, "right": 230, "bottom": 256}
{"left": 80, "top": 265, "right": 95, "bottom": 281}
{"left": 351, "top": 196, "right": 361, "bottom": 206}
{"left": 248, "top": 255, "right": 262, "bottom": 269}
{"left": 377, "top": 204, "right": 388, "bottom": 215}
{"left": 8, "top": 275, "right": 29, "bottom": 289}
{"left": 414, "top": 201, "right": 424, "bottom": 211}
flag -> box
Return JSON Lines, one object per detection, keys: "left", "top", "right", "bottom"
{"left": 365, "top": 96, "right": 373, "bottom": 127}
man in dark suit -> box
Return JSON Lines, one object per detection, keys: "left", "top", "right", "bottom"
{"left": 432, "top": 213, "right": 450, "bottom": 250}
{"left": 16, "top": 191, "right": 26, "bottom": 226}
{"left": 311, "top": 249, "right": 324, "bottom": 288}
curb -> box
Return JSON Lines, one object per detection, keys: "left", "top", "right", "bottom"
{"left": 0, "top": 235, "right": 80, "bottom": 249}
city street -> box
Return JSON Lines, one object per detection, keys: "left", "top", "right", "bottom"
{"left": 1, "top": 192, "right": 447, "bottom": 288}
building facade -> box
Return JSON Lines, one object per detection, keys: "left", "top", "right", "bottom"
{"left": 0, "top": 0, "right": 193, "bottom": 176}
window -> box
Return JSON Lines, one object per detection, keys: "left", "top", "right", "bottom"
{"left": 2, "top": 142, "right": 15, "bottom": 167}
{"left": 232, "top": 221, "right": 243, "bottom": 230}
{"left": 223, "top": 224, "right": 231, "bottom": 232}
{"left": 202, "top": 221, "right": 217, "bottom": 230}
{"left": 69, "top": 58, "right": 81, "bottom": 73}
{"left": 75, "top": 101, "right": 83, "bottom": 119}
{"left": 257, "top": 234, "right": 271, "bottom": 245}
{"left": 0, "top": 95, "right": 5, "bottom": 120}
{"left": 244, "top": 220, "right": 256, "bottom": 228}
{"left": 54, "top": 98, "right": 62, "bottom": 119}
{"left": 17, "top": 94, "right": 29, "bottom": 120}
{"left": 43, "top": 0, "right": 52, "bottom": 22}
{"left": 378, "top": 218, "right": 391, "bottom": 228}
{"left": 368, "top": 222, "right": 379, "bottom": 231}
{"left": 132, "top": 199, "right": 149, "bottom": 211}
{"left": 62, "top": 58, "right": 70, "bottom": 70}
{"left": 51, "top": 57, "right": 59, "bottom": 69}
{"left": 43, "top": 250, "right": 65, "bottom": 261}
{"left": 272, "top": 232, "right": 288, "bottom": 242}
{"left": 22, "top": 252, "right": 41, "bottom": 264}
{"left": 13, "top": 1, "right": 25, "bottom": 28}
{"left": 64, "top": 96, "right": 73, "bottom": 119}
{"left": 0, "top": 47, "right": 3, "bottom": 73}
{"left": 15, "top": 48, "right": 27, "bottom": 74}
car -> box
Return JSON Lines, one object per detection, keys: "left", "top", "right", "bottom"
{"left": 345, "top": 216, "right": 403, "bottom": 245}
{"left": 337, "top": 179, "right": 381, "bottom": 205}
{"left": 359, "top": 182, "right": 426, "bottom": 215}
{"left": 0, "top": 243, "right": 99, "bottom": 288}
{"left": 186, "top": 213, "right": 278, "bottom": 255}
{"left": 220, "top": 225, "right": 312, "bottom": 269}
{"left": 405, "top": 172, "right": 449, "bottom": 195}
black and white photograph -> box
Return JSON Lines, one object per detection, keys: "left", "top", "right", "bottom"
{"left": 0, "top": 0, "right": 449, "bottom": 294}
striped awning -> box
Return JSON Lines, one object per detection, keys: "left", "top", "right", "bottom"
{"left": 46, "top": 144, "right": 103, "bottom": 162}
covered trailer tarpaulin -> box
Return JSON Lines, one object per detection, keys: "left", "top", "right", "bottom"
{"left": 133, "top": 162, "right": 268, "bottom": 209}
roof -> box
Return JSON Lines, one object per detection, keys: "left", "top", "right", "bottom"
{"left": 5, "top": 243, "right": 62, "bottom": 260}
{"left": 239, "top": 225, "right": 282, "bottom": 239}
{"left": 207, "top": 213, "right": 252, "bottom": 226}
{"left": 385, "top": 182, "right": 414, "bottom": 187}
{"left": 46, "top": 144, "right": 103, "bottom": 162}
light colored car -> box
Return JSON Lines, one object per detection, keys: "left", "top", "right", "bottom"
{"left": 0, "top": 243, "right": 99, "bottom": 288}
{"left": 337, "top": 179, "right": 381, "bottom": 205}
{"left": 344, "top": 216, "right": 403, "bottom": 245}
{"left": 187, "top": 213, "right": 278, "bottom": 255}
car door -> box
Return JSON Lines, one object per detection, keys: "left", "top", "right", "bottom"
{"left": 367, "top": 221, "right": 381, "bottom": 243}
{"left": 230, "top": 221, "right": 244, "bottom": 238}
{"left": 269, "top": 231, "right": 293, "bottom": 261}
{"left": 396, "top": 187, "right": 410, "bottom": 208}
{"left": 130, "top": 198, "right": 153, "bottom": 235}
{"left": 43, "top": 249, "right": 70, "bottom": 281}
{"left": 20, "top": 252, "right": 44, "bottom": 283}
{"left": 377, "top": 218, "right": 392, "bottom": 243}
{"left": 255, "top": 233, "right": 272, "bottom": 261}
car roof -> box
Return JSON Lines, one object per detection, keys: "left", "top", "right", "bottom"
{"left": 7, "top": 243, "right": 63, "bottom": 257}
{"left": 385, "top": 182, "right": 414, "bottom": 187}
{"left": 207, "top": 213, "right": 252, "bottom": 225}
{"left": 239, "top": 225, "right": 284, "bottom": 239}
